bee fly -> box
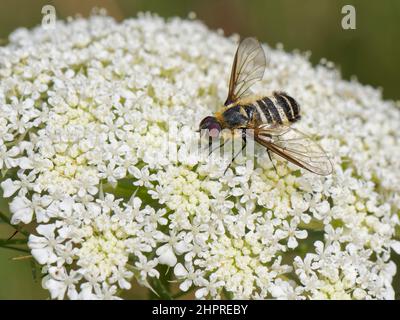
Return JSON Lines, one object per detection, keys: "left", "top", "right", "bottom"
{"left": 199, "top": 37, "right": 332, "bottom": 175}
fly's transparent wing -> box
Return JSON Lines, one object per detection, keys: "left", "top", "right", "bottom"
{"left": 255, "top": 125, "right": 333, "bottom": 176}
{"left": 225, "top": 37, "right": 267, "bottom": 106}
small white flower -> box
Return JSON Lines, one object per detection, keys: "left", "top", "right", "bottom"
{"left": 1, "top": 178, "right": 21, "bottom": 198}
{"left": 0, "top": 144, "right": 20, "bottom": 169}
{"left": 9, "top": 196, "right": 34, "bottom": 224}
{"left": 135, "top": 254, "right": 160, "bottom": 280}
{"left": 98, "top": 161, "right": 126, "bottom": 188}
{"left": 129, "top": 166, "right": 155, "bottom": 188}
{"left": 43, "top": 267, "right": 82, "bottom": 300}
{"left": 28, "top": 224, "right": 63, "bottom": 264}
{"left": 195, "top": 275, "right": 225, "bottom": 299}
{"left": 275, "top": 218, "right": 308, "bottom": 249}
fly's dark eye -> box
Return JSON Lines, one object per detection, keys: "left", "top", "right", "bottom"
{"left": 207, "top": 122, "right": 220, "bottom": 131}
{"left": 199, "top": 117, "right": 221, "bottom": 137}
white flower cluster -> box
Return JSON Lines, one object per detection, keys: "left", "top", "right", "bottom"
{"left": 0, "top": 13, "right": 399, "bottom": 300}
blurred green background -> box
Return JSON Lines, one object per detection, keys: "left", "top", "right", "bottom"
{"left": 0, "top": 0, "right": 399, "bottom": 299}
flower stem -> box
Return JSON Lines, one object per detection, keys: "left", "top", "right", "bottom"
{"left": 0, "top": 245, "right": 30, "bottom": 253}
{"left": 0, "top": 238, "right": 28, "bottom": 245}
{"left": 0, "top": 237, "right": 29, "bottom": 253}
{"left": 149, "top": 277, "right": 173, "bottom": 300}
{"left": 102, "top": 181, "right": 136, "bottom": 199}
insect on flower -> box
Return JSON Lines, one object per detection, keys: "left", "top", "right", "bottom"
{"left": 199, "top": 37, "right": 333, "bottom": 175}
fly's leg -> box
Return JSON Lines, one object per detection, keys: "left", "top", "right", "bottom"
{"left": 224, "top": 129, "right": 246, "bottom": 175}
{"left": 208, "top": 138, "right": 228, "bottom": 156}
{"left": 267, "top": 149, "right": 278, "bottom": 174}
{"left": 208, "top": 136, "right": 213, "bottom": 154}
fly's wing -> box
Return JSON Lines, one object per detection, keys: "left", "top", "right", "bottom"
{"left": 224, "top": 37, "right": 267, "bottom": 106}
{"left": 255, "top": 124, "right": 333, "bottom": 176}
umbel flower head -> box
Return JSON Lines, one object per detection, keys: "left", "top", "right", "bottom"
{"left": 1, "top": 12, "right": 400, "bottom": 300}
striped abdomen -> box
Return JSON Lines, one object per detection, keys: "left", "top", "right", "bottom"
{"left": 251, "top": 91, "right": 301, "bottom": 125}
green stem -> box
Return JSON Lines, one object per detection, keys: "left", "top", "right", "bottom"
{"left": 4, "top": 130, "right": 29, "bottom": 148}
{"left": 102, "top": 181, "right": 137, "bottom": 199}
{"left": 0, "top": 238, "right": 28, "bottom": 245}
{"left": 102, "top": 177, "right": 135, "bottom": 191}
{"left": 0, "top": 245, "right": 30, "bottom": 253}
{"left": 223, "top": 288, "right": 234, "bottom": 300}
{"left": 149, "top": 277, "right": 173, "bottom": 300}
